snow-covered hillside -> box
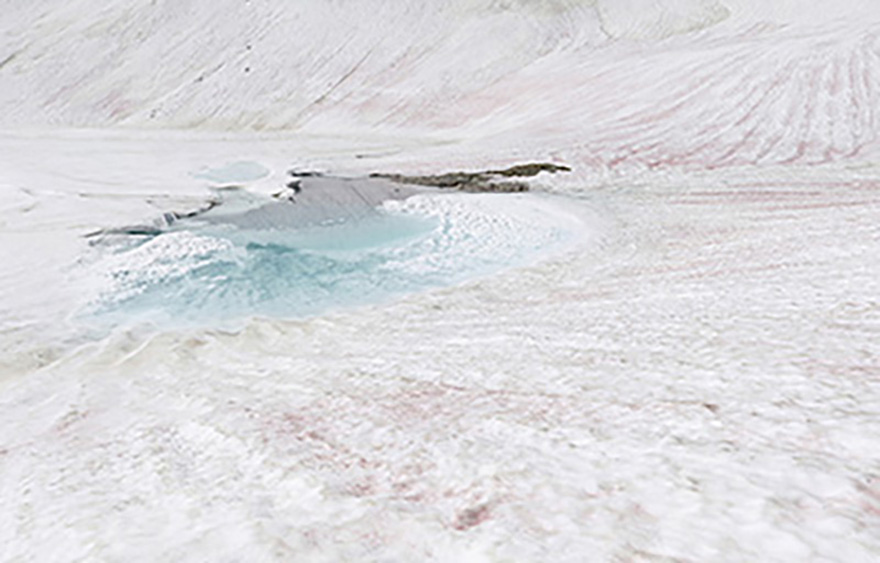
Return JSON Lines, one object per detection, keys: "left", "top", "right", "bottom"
{"left": 3, "top": 0, "right": 880, "bottom": 168}
{"left": 1, "top": 1, "right": 879, "bottom": 561}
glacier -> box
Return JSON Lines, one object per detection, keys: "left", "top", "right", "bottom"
{"left": 1, "top": 0, "right": 879, "bottom": 561}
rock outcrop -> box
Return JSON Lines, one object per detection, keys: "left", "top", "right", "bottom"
{"left": 370, "top": 162, "right": 571, "bottom": 193}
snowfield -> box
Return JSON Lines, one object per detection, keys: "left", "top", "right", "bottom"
{"left": 1, "top": 1, "right": 879, "bottom": 561}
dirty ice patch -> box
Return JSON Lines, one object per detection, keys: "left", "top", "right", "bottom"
{"left": 191, "top": 161, "right": 270, "bottom": 185}
{"left": 81, "top": 193, "right": 589, "bottom": 329}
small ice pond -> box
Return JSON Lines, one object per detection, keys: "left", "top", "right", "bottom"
{"left": 82, "top": 176, "right": 589, "bottom": 328}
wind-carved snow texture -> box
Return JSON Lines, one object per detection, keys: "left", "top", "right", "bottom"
{"left": 1, "top": 0, "right": 880, "bottom": 561}
{"left": 2, "top": 0, "right": 880, "bottom": 170}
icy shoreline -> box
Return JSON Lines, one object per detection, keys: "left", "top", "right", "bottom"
{"left": 0, "top": 131, "right": 595, "bottom": 343}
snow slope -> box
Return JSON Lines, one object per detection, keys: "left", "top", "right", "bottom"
{"left": 3, "top": 0, "right": 879, "bottom": 171}
{"left": 1, "top": 1, "right": 880, "bottom": 561}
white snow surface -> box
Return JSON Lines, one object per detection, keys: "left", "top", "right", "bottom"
{"left": 1, "top": 0, "right": 880, "bottom": 561}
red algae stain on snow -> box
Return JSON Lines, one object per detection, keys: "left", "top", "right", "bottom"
{"left": 54, "top": 409, "right": 90, "bottom": 434}
{"left": 856, "top": 477, "right": 880, "bottom": 518}
{"left": 453, "top": 503, "right": 492, "bottom": 531}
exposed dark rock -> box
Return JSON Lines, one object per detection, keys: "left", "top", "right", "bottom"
{"left": 288, "top": 169, "right": 324, "bottom": 178}
{"left": 85, "top": 199, "right": 220, "bottom": 238}
{"left": 85, "top": 225, "right": 163, "bottom": 238}
{"left": 369, "top": 162, "right": 570, "bottom": 193}
{"left": 369, "top": 171, "right": 481, "bottom": 188}
{"left": 272, "top": 179, "right": 303, "bottom": 202}
{"left": 168, "top": 199, "right": 220, "bottom": 220}
{"left": 488, "top": 163, "right": 571, "bottom": 177}
{"left": 458, "top": 181, "right": 530, "bottom": 193}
